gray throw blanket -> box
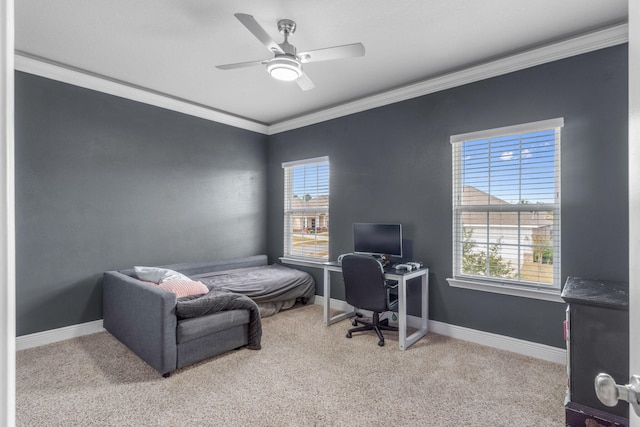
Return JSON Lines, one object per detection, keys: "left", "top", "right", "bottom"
{"left": 193, "top": 264, "right": 315, "bottom": 303}
{"left": 176, "top": 290, "right": 262, "bottom": 350}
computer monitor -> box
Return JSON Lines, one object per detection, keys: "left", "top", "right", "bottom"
{"left": 353, "top": 223, "right": 403, "bottom": 258}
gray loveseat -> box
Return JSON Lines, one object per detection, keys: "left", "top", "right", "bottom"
{"left": 103, "top": 255, "right": 268, "bottom": 377}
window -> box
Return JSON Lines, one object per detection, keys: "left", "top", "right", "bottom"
{"left": 448, "top": 118, "right": 563, "bottom": 300}
{"left": 282, "top": 156, "right": 329, "bottom": 261}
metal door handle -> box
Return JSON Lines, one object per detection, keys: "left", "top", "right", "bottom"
{"left": 595, "top": 373, "right": 640, "bottom": 416}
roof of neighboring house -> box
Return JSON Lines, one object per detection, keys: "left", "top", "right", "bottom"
{"left": 461, "top": 186, "right": 511, "bottom": 206}
{"left": 460, "top": 186, "right": 552, "bottom": 228}
{"left": 289, "top": 195, "right": 329, "bottom": 212}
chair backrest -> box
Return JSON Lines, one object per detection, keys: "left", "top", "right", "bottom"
{"left": 341, "top": 254, "right": 388, "bottom": 313}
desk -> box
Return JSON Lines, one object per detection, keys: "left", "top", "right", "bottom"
{"left": 322, "top": 262, "right": 429, "bottom": 350}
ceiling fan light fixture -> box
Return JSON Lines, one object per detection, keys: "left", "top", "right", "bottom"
{"left": 267, "top": 57, "right": 302, "bottom": 81}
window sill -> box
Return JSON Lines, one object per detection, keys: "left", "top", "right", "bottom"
{"left": 446, "top": 277, "right": 565, "bottom": 303}
{"left": 280, "top": 257, "right": 326, "bottom": 269}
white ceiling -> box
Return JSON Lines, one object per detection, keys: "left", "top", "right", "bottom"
{"left": 15, "top": 0, "right": 628, "bottom": 128}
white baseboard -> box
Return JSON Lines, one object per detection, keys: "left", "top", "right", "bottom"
{"left": 16, "top": 320, "right": 104, "bottom": 351}
{"left": 17, "top": 300, "right": 567, "bottom": 365}
{"left": 427, "top": 320, "right": 566, "bottom": 364}
{"left": 312, "top": 296, "right": 566, "bottom": 364}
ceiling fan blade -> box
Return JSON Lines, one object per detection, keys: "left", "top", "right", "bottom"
{"left": 216, "top": 59, "right": 266, "bottom": 70}
{"left": 298, "top": 42, "right": 365, "bottom": 63}
{"left": 234, "top": 13, "right": 285, "bottom": 55}
{"left": 296, "top": 73, "right": 316, "bottom": 91}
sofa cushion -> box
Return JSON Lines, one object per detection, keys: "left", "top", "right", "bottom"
{"left": 159, "top": 279, "right": 209, "bottom": 298}
{"left": 134, "top": 266, "right": 190, "bottom": 284}
{"left": 177, "top": 324, "right": 248, "bottom": 369}
{"left": 177, "top": 310, "right": 250, "bottom": 344}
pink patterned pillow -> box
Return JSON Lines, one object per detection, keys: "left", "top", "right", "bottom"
{"left": 159, "top": 279, "right": 209, "bottom": 298}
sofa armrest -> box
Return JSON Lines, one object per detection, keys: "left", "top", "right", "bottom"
{"left": 103, "top": 271, "right": 177, "bottom": 375}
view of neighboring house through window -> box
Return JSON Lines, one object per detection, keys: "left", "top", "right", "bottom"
{"left": 282, "top": 156, "right": 329, "bottom": 261}
{"left": 450, "top": 118, "right": 563, "bottom": 294}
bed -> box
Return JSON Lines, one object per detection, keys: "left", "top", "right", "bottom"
{"left": 103, "top": 255, "right": 316, "bottom": 375}
{"left": 188, "top": 263, "right": 316, "bottom": 317}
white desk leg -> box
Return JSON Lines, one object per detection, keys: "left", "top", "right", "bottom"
{"left": 324, "top": 266, "right": 356, "bottom": 326}
{"left": 323, "top": 266, "right": 330, "bottom": 327}
{"left": 397, "top": 270, "right": 430, "bottom": 350}
{"left": 398, "top": 277, "right": 407, "bottom": 350}
{"left": 421, "top": 273, "right": 428, "bottom": 332}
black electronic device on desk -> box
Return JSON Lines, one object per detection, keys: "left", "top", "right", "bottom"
{"left": 353, "top": 223, "right": 402, "bottom": 266}
{"left": 349, "top": 223, "right": 424, "bottom": 272}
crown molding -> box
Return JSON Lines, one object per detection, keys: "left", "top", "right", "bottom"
{"left": 268, "top": 23, "right": 628, "bottom": 135}
{"left": 14, "top": 53, "right": 270, "bottom": 135}
{"left": 14, "top": 23, "right": 628, "bottom": 137}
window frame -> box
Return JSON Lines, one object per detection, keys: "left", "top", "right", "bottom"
{"left": 282, "top": 156, "right": 330, "bottom": 263}
{"left": 447, "top": 118, "right": 564, "bottom": 302}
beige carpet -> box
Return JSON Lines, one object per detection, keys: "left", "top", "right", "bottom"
{"left": 16, "top": 304, "right": 565, "bottom": 426}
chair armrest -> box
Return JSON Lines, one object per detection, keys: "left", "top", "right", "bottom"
{"left": 103, "top": 271, "right": 177, "bottom": 375}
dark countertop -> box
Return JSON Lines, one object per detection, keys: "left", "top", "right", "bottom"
{"left": 561, "top": 276, "right": 628, "bottom": 309}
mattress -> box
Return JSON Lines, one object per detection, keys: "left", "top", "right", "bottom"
{"left": 190, "top": 264, "right": 316, "bottom": 317}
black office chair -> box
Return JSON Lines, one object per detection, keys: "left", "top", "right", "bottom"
{"left": 341, "top": 254, "right": 398, "bottom": 347}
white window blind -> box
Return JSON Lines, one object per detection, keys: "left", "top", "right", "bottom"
{"left": 450, "top": 118, "right": 563, "bottom": 293}
{"left": 283, "top": 156, "right": 329, "bottom": 261}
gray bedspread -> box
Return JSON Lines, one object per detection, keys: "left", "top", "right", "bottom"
{"left": 176, "top": 290, "right": 262, "bottom": 350}
{"left": 192, "top": 264, "right": 315, "bottom": 304}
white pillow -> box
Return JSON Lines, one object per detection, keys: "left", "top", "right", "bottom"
{"left": 134, "top": 266, "right": 191, "bottom": 284}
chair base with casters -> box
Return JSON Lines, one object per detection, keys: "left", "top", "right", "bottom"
{"left": 346, "top": 311, "right": 398, "bottom": 346}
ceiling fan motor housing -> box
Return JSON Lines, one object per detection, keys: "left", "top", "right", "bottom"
{"left": 268, "top": 19, "right": 301, "bottom": 81}
{"left": 275, "top": 19, "right": 297, "bottom": 56}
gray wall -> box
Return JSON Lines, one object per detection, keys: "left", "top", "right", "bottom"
{"left": 15, "top": 44, "right": 628, "bottom": 347}
{"left": 267, "top": 45, "right": 629, "bottom": 348}
{"left": 15, "top": 72, "right": 268, "bottom": 336}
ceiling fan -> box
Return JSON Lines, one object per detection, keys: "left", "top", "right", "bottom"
{"left": 216, "top": 13, "right": 365, "bottom": 91}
